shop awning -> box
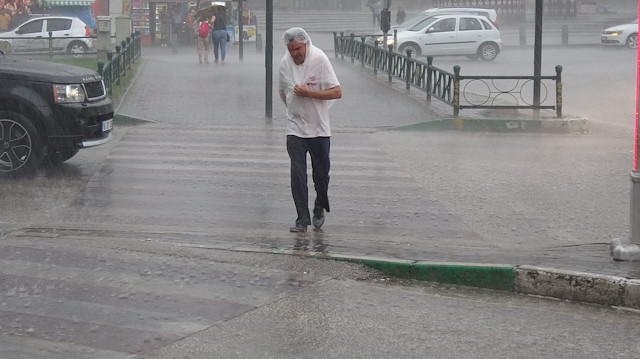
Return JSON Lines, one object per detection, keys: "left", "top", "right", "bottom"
{"left": 44, "top": 0, "right": 95, "bottom": 6}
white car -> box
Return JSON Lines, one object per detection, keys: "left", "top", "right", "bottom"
{"left": 0, "top": 16, "right": 93, "bottom": 55}
{"left": 601, "top": 19, "right": 638, "bottom": 49}
{"left": 393, "top": 14, "right": 503, "bottom": 61}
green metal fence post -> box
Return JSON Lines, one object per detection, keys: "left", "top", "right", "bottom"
{"left": 121, "top": 41, "right": 127, "bottom": 77}
{"left": 556, "top": 65, "right": 563, "bottom": 118}
{"left": 114, "top": 45, "right": 121, "bottom": 86}
{"left": 350, "top": 33, "right": 355, "bottom": 64}
{"left": 453, "top": 65, "right": 461, "bottom": 117}
{"left": 340, "top": 32, "right": 344, "bottom": 61}
{"left": 387, "top": 44, "right": 393, "bottom": 83}
{"left": 373, "top": 40, "right": 379, "bottom": 76}
{"left": 426, "top": 56, "right": 433, "bottom": 104}
{"left": 106, "top": 52, "right": 114, "bottom": 96}
{"left": 405, "top": 49, "right": 412, "bottom": 91}
{"left": 360, "top": 36, "right": 365, "bottom": 68}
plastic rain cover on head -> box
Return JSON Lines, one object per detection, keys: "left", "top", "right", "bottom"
{"left": 279, "top": 27, "right": 339, "bottom": 119}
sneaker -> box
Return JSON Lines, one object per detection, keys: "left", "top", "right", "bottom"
{"left": 204, "top": 60, "right": 209, "bottom": 64}
{"left": 289, "top": 224, "right": 307, "bottom": 233}
{"left": 312, "top": 208, "right": 325, "bottom": 228}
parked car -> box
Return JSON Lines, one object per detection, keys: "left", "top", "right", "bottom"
{"left": 601, "top": 19, "right": 638, "bottom": 49}
{"left": 392, "top": 7, "right": 498, "bottom": 31}
{"left": 0, "top": 16, "right": 94, "bottom": 55}
{"left": 0, "top": 49, "right": 113, "bottom": 174}
{"left": 391, "top": 14, "right": 503, "bottom": 61}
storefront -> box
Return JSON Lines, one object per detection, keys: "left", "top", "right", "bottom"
{"left": 132, "top": 0, "right": 196, "bottom": 46}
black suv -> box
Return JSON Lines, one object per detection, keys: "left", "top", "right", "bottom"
{"left": 0, "top": 50, "right": 113, "bottom": 174}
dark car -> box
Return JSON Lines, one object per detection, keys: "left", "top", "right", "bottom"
{"left": 0, "top": 49, "right": 113, "bottom": 174}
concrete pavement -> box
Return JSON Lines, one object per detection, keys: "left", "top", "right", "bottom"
{"left": 80, "top": 35, "right": 640, "bottom": 312}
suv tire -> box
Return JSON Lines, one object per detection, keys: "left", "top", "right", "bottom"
{"left": 0, "top": 111, "right": 44, "bottom": 174}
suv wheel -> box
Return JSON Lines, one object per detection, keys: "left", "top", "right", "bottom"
{"left": 0, "top": 112, "right": 43, "bottom": 174}
{"left": 478, "top": 43, "right": 498, "bottom": 61}
{"left": 398, "top": 43, "right": 421, "bottom": 57}
{"left": 68, "top": 41, "right": 88, "bottom": 56}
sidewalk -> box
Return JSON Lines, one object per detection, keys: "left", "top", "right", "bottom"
{"left": 111, "top": 39, "right": 640, "bottom": 310}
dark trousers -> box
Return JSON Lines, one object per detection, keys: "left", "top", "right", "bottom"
{"left": 286, "top": 135, "right": 331, "bottom": 226}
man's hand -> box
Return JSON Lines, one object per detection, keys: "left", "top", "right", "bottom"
{"left": 293, "top": 84, "right": 342, "bottom": 100}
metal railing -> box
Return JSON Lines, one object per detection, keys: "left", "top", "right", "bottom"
{"left": 334, "top": 32, "right": 562, "bottom": 118}
{"left": 97, "top": 32, "right": 142, "bottom": 97}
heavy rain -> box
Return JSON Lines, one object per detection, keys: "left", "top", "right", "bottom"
{"left": 1, "top": 0, "right": 640, "bottom": 358}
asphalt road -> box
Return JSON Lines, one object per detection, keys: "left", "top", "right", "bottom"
{"left": 1, "top": 40, "right": 639, "bottom": 358}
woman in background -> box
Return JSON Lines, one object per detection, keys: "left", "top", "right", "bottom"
{"left": 210, "top": 7, "right": 227, "bottom": 64}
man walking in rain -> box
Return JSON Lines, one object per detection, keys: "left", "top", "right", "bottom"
{"left": 278, "top": 27, "right": 342, "bottom": 233}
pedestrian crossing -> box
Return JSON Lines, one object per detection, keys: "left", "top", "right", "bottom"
{"left": 0, "top": 122, "right": 482, "bottom": 357}
{"left": 58, "top": 123, "right": 481, "bottom": 255}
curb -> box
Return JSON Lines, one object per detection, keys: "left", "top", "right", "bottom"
{"left": 316, "top": 253, "right": 640, "bottom": 310}
{"left": 392, "top": 116, "right": 589, "bottom": 133}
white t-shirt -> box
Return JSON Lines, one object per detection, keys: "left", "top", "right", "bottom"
{"left": 279, "top": 45, "right": 340, "bottom": 138}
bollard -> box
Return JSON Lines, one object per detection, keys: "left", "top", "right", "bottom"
{"left": 562, "top": 25, "right": 569, "bottom": 46}
{"left": 256, "top": 33, "right": 262, "bottom": 53}
{"left": 519, "top": 27, "right": 526, "bottom": 47}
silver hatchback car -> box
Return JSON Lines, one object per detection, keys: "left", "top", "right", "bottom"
{"left": 393, "top": 14, "right": 503, "bottom": 61}
{"left": 0, "top": 16, "right": 94, "bottom": 55}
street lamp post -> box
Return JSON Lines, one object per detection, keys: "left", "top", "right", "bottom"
{"left": 611, "top": 1, "right": 640, "bottom": 261}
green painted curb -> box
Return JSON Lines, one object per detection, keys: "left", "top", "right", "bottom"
{"left": 352, "top": 259, "right": 516, "bottom": 292}
{"left": 394, "top": 118, "right": 542, "bottom": 132}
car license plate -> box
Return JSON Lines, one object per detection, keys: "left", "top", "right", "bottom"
{"left": 102, "top": 119, "right": 113, "bottom": 132}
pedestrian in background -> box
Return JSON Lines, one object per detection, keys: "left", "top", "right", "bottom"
{"left": 396, "top": 5, "right": 406, "bottom": 24}
{"left": 195, "top": 12, "right": 211, "bottom": 64}
{"left": 278, "top": 27, "right": 342, "bottom": 233}
{"left": 0, "top": 8, "right": 10, "bottom": 31}
{"left": 367, "top": 0, "right": 382, "bottom": 27}
{"left": 210, "top": 7, "right": 227, "bottom": 64}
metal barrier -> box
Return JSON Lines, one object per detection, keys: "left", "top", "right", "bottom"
{"left": 97, "top": 32, "right": 142, "bottom": 97}
{"left": 334, "top": 32, "right": 562, "bottom": 118}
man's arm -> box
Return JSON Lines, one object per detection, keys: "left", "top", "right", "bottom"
{"left": 293, "top": 85, "right": 342, "bottom": 100}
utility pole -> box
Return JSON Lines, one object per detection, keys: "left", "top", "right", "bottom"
{"left": 265, "top": 0, "right": 273, "bottom": 120}
{"left": 238, "top": 0, "right": 243, "bottom": 62}
{"left": 533, "top": 0, "right": 542, "bottom": 118}
{"left": 611, "top": 1, "right": 640, "bottom": 261}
